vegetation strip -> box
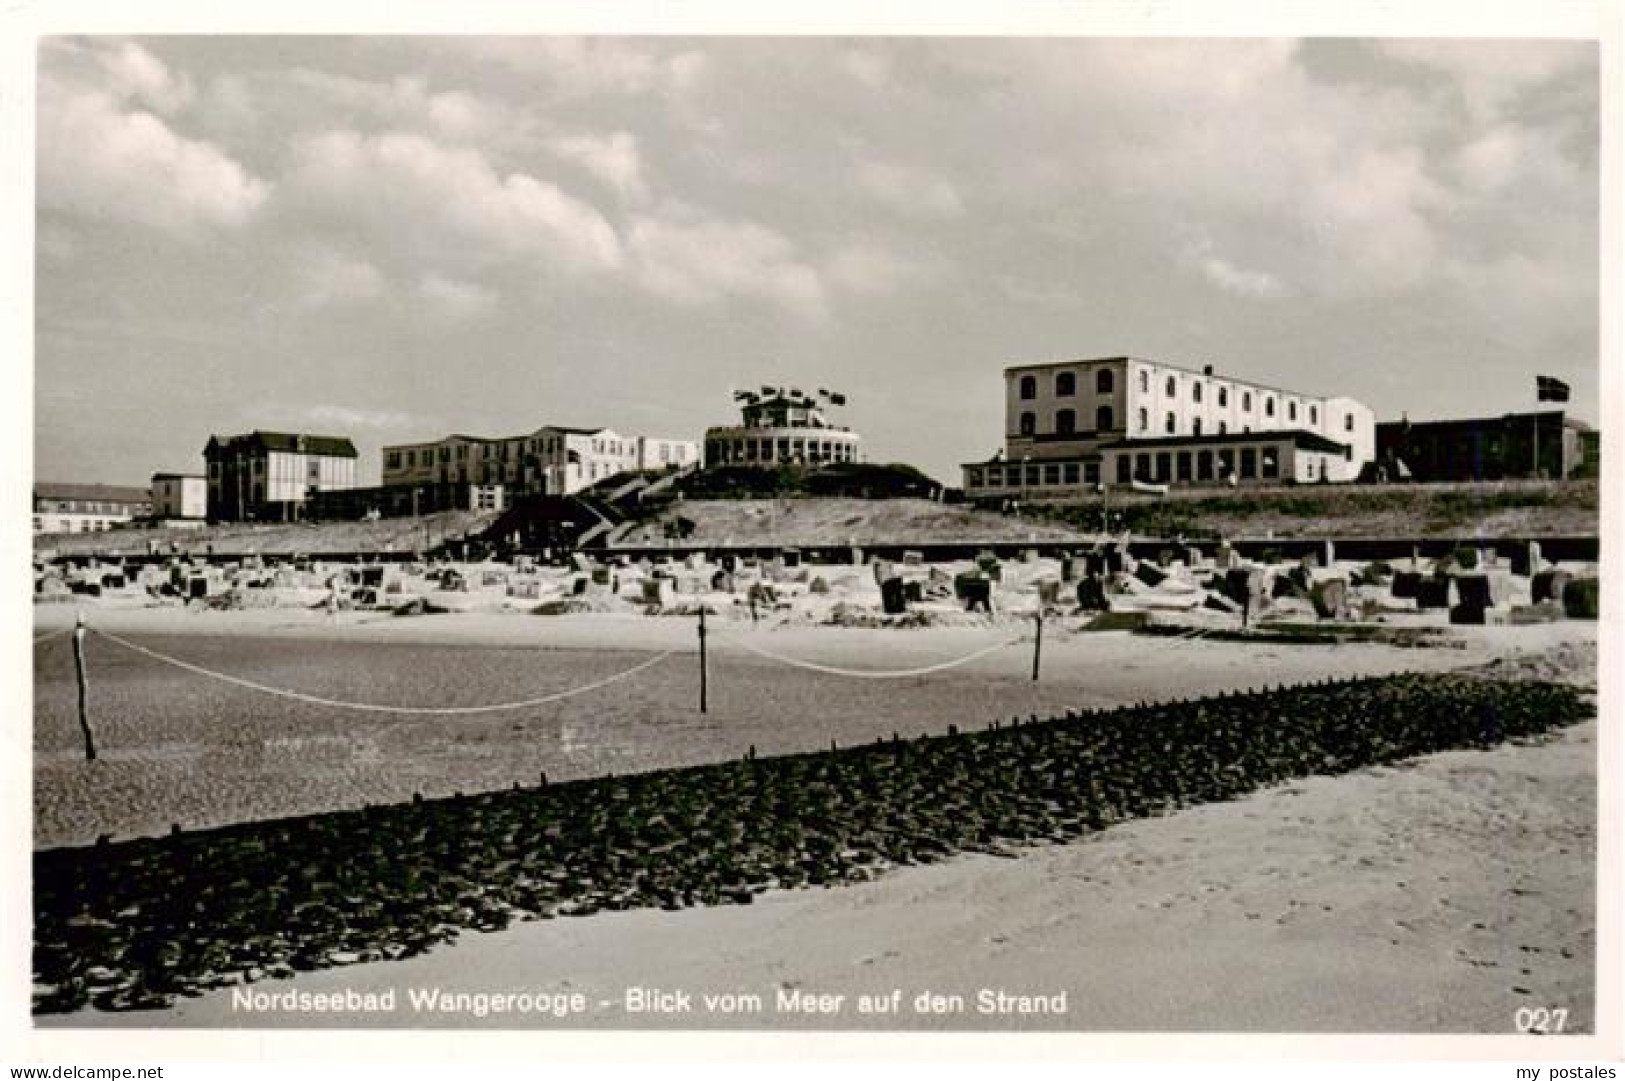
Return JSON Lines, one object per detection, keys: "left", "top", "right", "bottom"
{"left": 34, "top": 673, "right": 1590, "bottom": 1015}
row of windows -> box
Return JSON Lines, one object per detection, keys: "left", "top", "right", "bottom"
{"left": 37, "top": 500, "right": 146, "bottom": 515}
{"left": 388, "top": 435, "right": 659, "bottom": 472}
{"left": 1015, "top": 369, "right": 1330, "bottom": 428}
{"left": 1016, "top": 407, "right": 1241, "bottom": 438}
{"left": 1018, "top": 370, "right": 1115, "bottom": 399}
{"left": 972, "top": 440, "right": 1357, "bottom": 491}
{"left": 707, "top": 437, "right": 858, "bottom": 463}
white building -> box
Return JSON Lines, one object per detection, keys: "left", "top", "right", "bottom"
{"left": 381, "top": 426, "right": 699, "bottom": 497}
{"left": 33, "top": 483, "right": 152, "bottom": 535}
{"left": 150, "top": 473, "right": 207, "bottom": 520}
{"left": 704, "top": 388, "right": 862, "bottom": 467}
{"left": 962, "top": 355, "right": 1375, "bottom": 500}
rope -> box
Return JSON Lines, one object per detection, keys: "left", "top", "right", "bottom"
{"left": 88, "top": 628, "right": 674, "bottom": 715}
{"left": 712, "top": 630, "right": 1024, "bottom": 679}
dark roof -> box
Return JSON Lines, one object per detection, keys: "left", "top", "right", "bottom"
{"left": 1101, "top": 429, "right": 1350, "bottom": 455}
{"left": 151, "top": 472, "right": 204, "bottom": 481}
{"left": 1376, "top": 410, "right": 1586, "bottom": 432}
{"left": 35, "top": 482, "right": 151, "bottom": 504}
{"left": 205, "top": 431, "right": 358, "bottom": 458}
{"left": 545, "top": 425, "right": 608, "bottom": 436}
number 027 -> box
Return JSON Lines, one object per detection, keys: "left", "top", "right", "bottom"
{"left": 1515, "top": 1007, "right": 1568, "bottom": 1033}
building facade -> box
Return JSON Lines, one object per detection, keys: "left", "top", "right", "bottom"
{"left": 704, "top": 390, "right": 862, "bottom": 468}
{"left": 962, "top": 356, "right": 1375, "bottom": 501}
{"left": 203, "top": 432, "right": 358, "bottom": 522}
{"left": 1374, "top": 411, "right": 1591, "bottom": 482}
{"left": 381, "top": 426, "right": 698, "bottom": 500}
{"left": 150, "top": 473, "right": 207, "bottom": 520}
{"left": 33, "top": 483, "right": 152, "bottom": 535}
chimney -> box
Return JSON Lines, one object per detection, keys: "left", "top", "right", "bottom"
{"left": 1203, "top": 364, "right": 1214, "bottom": 376}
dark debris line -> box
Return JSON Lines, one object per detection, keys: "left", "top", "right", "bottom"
{"left": 34, "top": 673, "right": 1591, "bottom": 1014}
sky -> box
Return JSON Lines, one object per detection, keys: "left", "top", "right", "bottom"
{"left": 32, "top": 35, "right": 1601, "bottom": 487}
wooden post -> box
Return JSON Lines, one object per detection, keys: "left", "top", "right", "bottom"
{"left": 72, "top": 612, "right": 97, "bottom": 762}
{"left": 698, "top": 604, "right": 708, "bottom": 714}
{"left": 1031, "top": 605, "right": 1043, "bottom": 682}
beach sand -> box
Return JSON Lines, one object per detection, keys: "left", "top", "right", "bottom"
{"left": 52, "top": 713, "right": 1596, "bottom": 1033}
{"left": 31, "top": 569, "right": 1602, "bottom": 1033}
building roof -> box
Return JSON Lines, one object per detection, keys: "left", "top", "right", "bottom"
{"left": 35, "top": 482, "right": 151, "bottom": 504}
{"left": 151, "top": 472, "right": 205, "bottom": 481}
{"left": 1100, "top": 429, "right": 1351, "bottom": 454}
{"left": 205, "top": 431, "right": 358, "bottom": 458}
{"left": 542, "top": 425, "right": 609, "bottom": 436}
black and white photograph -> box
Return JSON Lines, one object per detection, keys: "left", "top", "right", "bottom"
{"left": 6, "top": 0, "right": 1620, "bottom": 1066}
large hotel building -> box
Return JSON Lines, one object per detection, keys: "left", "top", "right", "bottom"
{"left": 962, "top": 355, "right": 1375, "bottom": 501}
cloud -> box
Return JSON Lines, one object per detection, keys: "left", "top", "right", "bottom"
{"left": 417, "top": 274, "right": 497, "bottom": 319}
{"left": 825, "top": 242, "right": 939, "bottom": 296}
{"left": 286, "top": 129, "right": 622, "bottom": 275}
{"left": 853, "top": 158, "right": 965, "bottom": 219}
{"left": 546, "top": 130, "right": 647, "bottom": 202}
{"left": 1179, "top": 234, "right": 1288, "bottom": 299}
{"left": 1375, "top": 40, "right": 1591, "bottom": 122}
{"left": 303, "top": 404, "right": 420, "bottom": 431}
{"left": 439, "top": 38, "right": 707, "bottom": 101}
{"left": 38, "top": 78, "right": 270, "bottom": 235}
{"left": 627, "top": 205, "right": 826, "bottom": 319}
{"left": 296, "top": 247, "right": 387, "bottom": 307}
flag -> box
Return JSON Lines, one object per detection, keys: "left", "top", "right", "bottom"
{"left": 1537, "top": 375, "right": 1571, "bottom": 402}
{"left": 830, "top": 392, "right": 847, "bottom": 406}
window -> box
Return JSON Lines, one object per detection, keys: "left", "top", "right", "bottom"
{"left": 967, "top": 468, "right": 983, "bottom": 488}
{"left": 1135, "top": 453, "right": 1151, "bottom": 480}
{"left": 1176, "top": 452, "right": 1193, "bottom": 481}
{"left": 1138, "top": 408, "right": 1149, "bottom": 432}
{"left": 1044, "top": 463, "right": 1061, "bottom": 485}
{"left": 1345, "top": 414, "right": 1354, "bottom": 432}
{"left": 1139, "top": 370, "right": 1150, "bottom": 392}
{"left": 1056, "top": 409, "right": 1076, "bottom": 435}
{"left": 1193, "top": 418, "right": 1203, "bottom": 437}
{"left": 1309, "top": 405, "right": 1318, "bottom": 425}
{"left": 1164, "top": 411, "right": 1176, "bottom": 435}
{"left": 1085, "top": 462, "right": 1100, "bottom": 484}
{"left": 1116, "top": 457, "right": 1131, "bottom": 484}
{"left": 1020, "top": 411, "right": 1036, "bottom": 436}
{"left": 1096, "top": 369, "right": 1114, "bottom": 394}
{"left": 1193, "top": 383, "right": 1203, "bottom": 403}
{"left": 1025, "top": 464, "right": 1041, "bottom": 486}
{"left": 1165, "top": 376, "right": 1177, "bottom": 396}
{"left": 1056, "top": 372, "right": 1076, "bottom": 397}
{"left": 1197, "top": 450, "right": 1214, "bottom": 480}
{"left": 1288, "top": 401, "right": 1298, "bottom": 422}
{"left": 986, "top": 467, "right": 1002, "bottom": 487}
{"left": 1242, "top": 392, "right": 1252, "bottom": 411}
{"left": 1064, "top": 463, "right": 1081, "bottom": 484}
{"left": 1265, "top": 397, "right": 1276, "bottom": 418}
{"left": 1019, "top": 375, "right": 1037, "bottom": 400}
{"left": 1155, "top": 452, "right": 1172, "bottom": 482}
{"left": 1262, "top": 449, "right": 1280, "bottom": 479}
{"left": 1240, "top": 448, "right": 1257, "bottom": 478}
{"left": 1218, "top": 421, "right": 1228, "bottom": 435}
{"left": 1218, "top": 387, "right": 1228, "bottom": 407}
{"left": 1219, "top": 448, "right": 1235, "bottom": 477}
{"left": 1096, "top": 405, "right": 1114, "bottom": 431}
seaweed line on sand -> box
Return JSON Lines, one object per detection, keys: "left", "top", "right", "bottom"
{"left": 33, "top": 672, "right": 1592, "bottom": 1015}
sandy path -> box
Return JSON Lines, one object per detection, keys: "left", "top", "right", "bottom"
{"left": 34, "top": 608, "right": 1591, "bottom": 849}
{"left": 52, "top": 717, "right": 1596, "bottom": 1033}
